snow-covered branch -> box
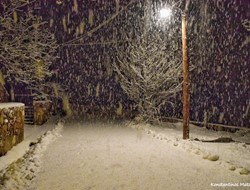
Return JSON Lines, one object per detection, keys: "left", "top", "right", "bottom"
{"left": 3, "top": 0, "right": 38, "bottom": 16}
{"left": 62, "top": 0, "right": 137, "bottom": 46}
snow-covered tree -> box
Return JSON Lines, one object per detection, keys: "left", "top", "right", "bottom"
{"left": 114, "top": 30, "right": 183, "bottom": 122}
{"left": 0, "top": 0, "right": 58, "bottom": 97}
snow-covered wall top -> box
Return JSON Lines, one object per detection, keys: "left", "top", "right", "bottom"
{"left": 34, "top": 100, "right": 52, "bottom": 104}
{"left": 0, "top": 103, "right": 24, "bottom": 109}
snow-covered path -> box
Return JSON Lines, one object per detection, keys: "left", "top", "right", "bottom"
{"left": 29, "top": 121, "right": 249, "bottom": 190}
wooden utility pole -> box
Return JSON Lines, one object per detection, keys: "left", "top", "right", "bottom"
{"left": 181, "top": 13, "right": 190, "bottom": 139}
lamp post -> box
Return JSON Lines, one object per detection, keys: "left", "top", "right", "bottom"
{"left": 160, "top": 8, "right": 190, "bottom": 139}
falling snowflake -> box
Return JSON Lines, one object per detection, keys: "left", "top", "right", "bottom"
{"left": 56, "top": 0, "right": 62, "bottom": 5}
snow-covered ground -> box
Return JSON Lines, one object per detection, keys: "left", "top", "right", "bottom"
{"left": 0, "top": 119, "right": 249, "bottom": 190}
{"left": 0, "top": 119, "right": 62, "bottom": 190}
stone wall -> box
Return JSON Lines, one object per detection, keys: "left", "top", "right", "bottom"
{"left": 0, "top": 103, "right": 24, "bottom": 156}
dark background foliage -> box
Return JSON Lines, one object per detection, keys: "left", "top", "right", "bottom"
{"left": 1, "top": 0, "right": 249, "bottom": 127}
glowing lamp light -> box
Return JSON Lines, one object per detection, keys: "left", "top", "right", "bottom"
{"left": 159, "top": 8, "right": 172, "bottom": 19}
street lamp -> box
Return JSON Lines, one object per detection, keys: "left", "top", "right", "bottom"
{"left": 160, "top": 7, "right": 190, "bottom": 140}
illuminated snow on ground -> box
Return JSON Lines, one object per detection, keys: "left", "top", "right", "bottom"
{"left": 0, "top": 120, "right": 249, "bottom": 190}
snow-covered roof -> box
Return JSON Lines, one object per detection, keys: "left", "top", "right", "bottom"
{"left": 0, "top": 102, "right": 25, "bottom": 109}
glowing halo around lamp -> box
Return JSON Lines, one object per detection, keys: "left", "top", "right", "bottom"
{"left": 159, "top": 8, "right": 172, "bottom": 18}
